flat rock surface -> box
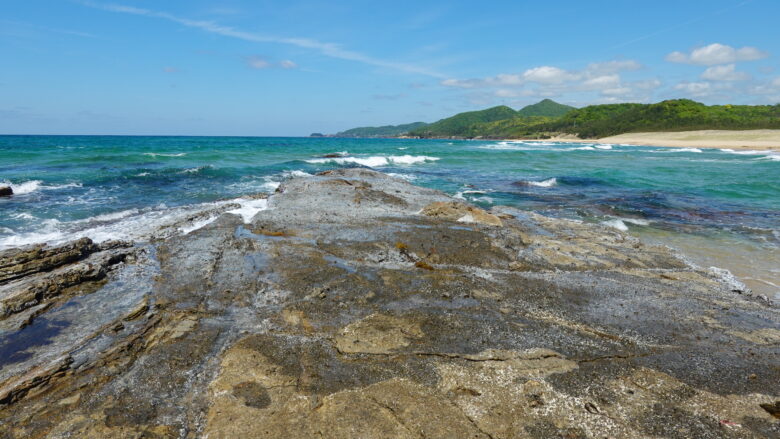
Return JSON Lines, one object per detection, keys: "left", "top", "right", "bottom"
{"left": 0, "top": 168, "right": 778, "bottom": 438}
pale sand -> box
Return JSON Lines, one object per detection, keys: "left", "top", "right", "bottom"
{"left": 596, "top": 130, "right": 780, "bottom": 150}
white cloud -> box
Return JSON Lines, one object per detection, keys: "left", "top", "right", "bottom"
{"left": 493, "top": 73, "right": 524, "bottom": 86}
{"left": 583, "top": 74, "right": 621, "bottom": 89}
{"left": 522, "top": 66, "right": 578, "bottom": 84}
{"left": 601, "top": 87, "right": 633, "bottom": 97}
{"left": 585, "top": 60, "right": 642, "bottom": 74}
{"left": 440, "top": 78, "right": 480, "bottom": 88}
{"left": 700, "top": 64, "right": 750, "bottom": 81}
{"left": 441, "top": 59, "right": 659, "bottom": 103}
{"left": 666, "top": 43, "right": 768, "bottom": 65}
{"left": 634, "top": 79, "right": 662, "bottom": 90}
{"left": 773, "top": 77, "right": 780, "bottom": 88}
{"left": 441, "top": 60, "right": 652, "bottom": 101}
{"left": 665, "top": 51, "right": 689, "bottom": 64}
{"left": 673, "top": 81, "right": 712, "bottom": 97}
{"left": 247, "top": 56, "right": 271, "bottom": 69}
{"left": 280, "top": 60, "right": 297, "bottom": 69}
{"left": 441, "top": 60, "right": 643, "bottom": 90}
{"left": 78, "top": 1, "right": 443, "bottom": 78}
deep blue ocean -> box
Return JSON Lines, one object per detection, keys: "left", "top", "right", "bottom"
{"left": 1, "top": 135, "right": 778, "bottom": 297}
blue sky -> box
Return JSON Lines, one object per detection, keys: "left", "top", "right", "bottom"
{"left": 2, "top": 0, "right": 779, "bottom": 135}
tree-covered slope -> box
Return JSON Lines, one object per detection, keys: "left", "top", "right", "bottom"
{"left": 336, "top": 122, "right": 428, "bottom": 137}
{"left": 457, "top": 116, "right": 557, "bottom": 138}
{"left": 535, "top": 99, "right": 780, "bottom": 138}
{"left": 516, "top": 99, "right": 575, "bottom": 117}
{"left": 409, "top": 105, "right": 518, "bottom": 137}
{"left": 336, "top": 99, "right": 780, "bottom": 140}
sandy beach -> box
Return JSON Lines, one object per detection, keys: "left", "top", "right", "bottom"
{"left": 595, "top": 129, "right": 780, "bottom": 150}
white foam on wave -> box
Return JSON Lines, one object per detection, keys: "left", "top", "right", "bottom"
{"left": 526, "top": 178, "right": 557, "bottom": 188}
{"left": 622, "top": 218, "right": 651, "bottom": 226}
{"left": 719, "top": 148, "right": 780, "bottom": 161}
{"left": 179, "top": 165, "right": 212, "bottom": 174}
{"left": 90, "top": 209, "right": 141, "bottom": 222}
{"left": 570, "top": 146, "right": 596, "bottom": 151}
{"left": 670, "top": 148, "right": 703, "bottom": 153}
{"left": 226, "top": 198, "right": 269, "bottom": 223}
{"left": 9, "top": 180, "right": 43, "bottom": 194}
{"left": 517, "top": 141, "right": 557, "bottom": 146}
{"left": 594, "top": 144, "right": 613, "bottom": 150}
{"left": 262, "top": 181, "right": 281, "bottom": 191}
{"left": 708, "top": 266, "right": 750, "bottom": 293}
{"left": 0, "top": 195, "right": 271, "bottom": 250}
{"left": 478, "top": 143, "right": 535, "bottom": 151}
{"left": 11, "top": 212, "right": 36, "bottom": 220}
{"left": 473, "top": 196, "right": 494, "bottom": 204}
{"left": 143, "top": 152, "right": 187, "bottom": 158}
{"left": 282, "top": 170, "right": 313, "bottom": 178}
{"left": 602, "top": 219, "right": 629, "bottom": 231}
{"left": 183, "top": 198, "right": 271, "bottom": 234}
{"left": 602, "top": 217, "right": 651, "bottom": 231}
{"left": 180, "top": 216, "right": 220, "bottom": 235}
{"left": 3, "top": 180, "right": 82, "bottom": 195}
{"left": 720, "top": 148, "right": 764, "bottom": 155}
{"left": 305, "top": 155, "right": 439, "bottom": 167}
{"left": 386, "top": 173, "right": 417, "bottom": 181}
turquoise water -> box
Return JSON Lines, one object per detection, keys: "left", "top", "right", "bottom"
{"left": 1, "top": 135, "right": 779, "bottom": 297}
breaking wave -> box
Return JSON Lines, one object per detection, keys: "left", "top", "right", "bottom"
{"left": 305, "top": 155, "right": 439, "bottom": 167}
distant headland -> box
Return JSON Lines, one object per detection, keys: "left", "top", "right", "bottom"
{"left": 316, "top": 98, "right": 780, "bottom": 149}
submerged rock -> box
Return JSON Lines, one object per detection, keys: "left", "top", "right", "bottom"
{"left": 0, "top": 186, "right": 11, "bottom": 197}
{"left": 0, "top": 169, "right": 777, "bottom": 438}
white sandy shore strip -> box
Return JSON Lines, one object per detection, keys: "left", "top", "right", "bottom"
{"left": 511, "top": 129, "right": 780, "bottom": 151}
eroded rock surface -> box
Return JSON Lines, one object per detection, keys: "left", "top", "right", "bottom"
{"left": 0, "top": 169, "right": 778, "bottom": 438}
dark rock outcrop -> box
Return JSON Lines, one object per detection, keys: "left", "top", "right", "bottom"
{"left": 0, "top": 169, "right": 777, "bottom": 438}
{"left": 0, "top": 239, "right": 134, "bottom": 320}
{"left": 0, "top": 186, "right": 12, "bottom": 197}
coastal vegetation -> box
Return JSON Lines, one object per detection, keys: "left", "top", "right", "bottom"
{"left": 536, "top": 99, "right": 780, "bottom": 138}
{"left": 334, "top": 121, "right": 428, "bottom": 137}
{"left": 409, "top": 99, "right": 575, "bottom": 138}
{"left": 333, "top": 98, "right": 780, "bottom": 140}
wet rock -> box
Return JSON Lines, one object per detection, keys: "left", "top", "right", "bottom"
{"left": 0, "top": 238, "right": 97, "bottom": 284}
{"left": 420, "top": 200, "right": 503, "bottom": 226}
{"left": 0, "top": 186, "right": 11, "bottom": 197}
{"left": 0, "top": 239, "right": 133, "bottom": 319}
{"left": 0, "top": 169, "right": 778, "bottom": 438}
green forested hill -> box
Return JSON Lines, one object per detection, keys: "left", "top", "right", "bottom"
{"left": 334, "top": 99, "right": 780, "bottom": 140}
{"left": 408, "top": 105, "right": 519, "bottom": 137}
{"left": 516, "top": 99, "right": 576, "bottom": 117}
{"left": 408, "top": 100, "right": 575, "bottom": 138}
{"left": 336, "top": 122, "right": 428, "bottom": 137}
{"left": 535, "top": 99, "right": 780, "bottom": 138}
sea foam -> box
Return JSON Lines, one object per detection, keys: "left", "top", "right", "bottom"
{"left": 143, "top": 152, "right": 187, "bottom": 157}
{"left": 0, "top": 196, "right": 270, "bottom": 251}
{"left": 3, "top": 180, "right": 82, "bottom": 195}
{"left": 524, "top": 178, "right": 557, "bottom": 188}
{"left": 305, "top": 155, "right": 439, "bottom": 167}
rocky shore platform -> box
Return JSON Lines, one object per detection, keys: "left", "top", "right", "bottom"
{"left": 1, "top": 169, "right": 778, "bottom": 438}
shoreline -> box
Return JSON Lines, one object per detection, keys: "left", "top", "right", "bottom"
{"left": 509, "top": 129, "right": 780, "bottom": 151}
{"left": 1, "top": 168, "right": 777, "bottom": 437}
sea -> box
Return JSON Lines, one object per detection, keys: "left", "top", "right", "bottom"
{"left": 1, "top": 135, "right": 779, "bottom": 299}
